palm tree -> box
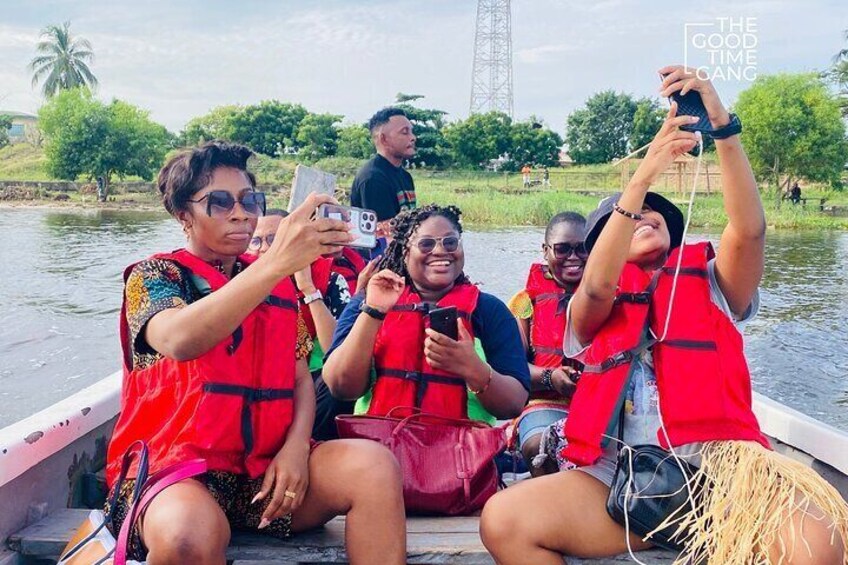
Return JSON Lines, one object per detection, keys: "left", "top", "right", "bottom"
{"left": 29, "top": 21, "right": 98, "bottom": 98}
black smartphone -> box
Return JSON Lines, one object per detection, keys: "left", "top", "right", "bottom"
{"left": 428, "top": 306, "right": 458, "bottom": 340}
{"left": 660, "top": 73, "right": 712, "bottom": 134}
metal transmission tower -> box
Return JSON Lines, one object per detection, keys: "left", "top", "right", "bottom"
{"left": 469, "top": 0, "right": 514, "bottom": 117}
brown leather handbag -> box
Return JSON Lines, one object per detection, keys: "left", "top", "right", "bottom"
{"left": 335, "top": 410, "right": 507, "bottom": 516}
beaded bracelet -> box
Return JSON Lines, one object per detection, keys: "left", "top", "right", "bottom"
{"left": 613, "top": 203, "right": 643, "bottom": 221}
{"left": 470, "top": 365, "right": 494, "bottom": 395}
{"left": 541, "top": 368, "right": 555, "bottom": 391}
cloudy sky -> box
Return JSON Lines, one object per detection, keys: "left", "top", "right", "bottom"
{"left": 1, "top": 0, "right": 846, "bottom": 134}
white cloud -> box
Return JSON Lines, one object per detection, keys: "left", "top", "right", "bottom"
{"left": 1, "top": 0, "right": 846, "bottom": 136}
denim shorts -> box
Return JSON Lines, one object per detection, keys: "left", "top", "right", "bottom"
{"left": 515, "top": 405, "right": 569, "bottom": 449}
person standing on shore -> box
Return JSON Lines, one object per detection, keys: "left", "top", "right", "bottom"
{"left": 351, "top": 107, "right": 417, "bottom": 247}
{"left": 522, "top": 164, "right": 532, "bottom": 188}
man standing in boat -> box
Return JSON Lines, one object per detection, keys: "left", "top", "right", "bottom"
{"left": 351, "top": 107, "right": 417, "bottom": 246}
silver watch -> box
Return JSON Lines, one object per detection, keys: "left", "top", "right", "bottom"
{"left": 301, "top": 289, "right": 323, "bottom": 305}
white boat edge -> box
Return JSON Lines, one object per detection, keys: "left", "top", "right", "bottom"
{"left": 3, "top": 374, "right": 845, "bottom": 487}
{"left": 0, "top": 372, "right": 846, "bottom": 561}
{"left": 0, "top": 371, "right": 121, "bottom": 488}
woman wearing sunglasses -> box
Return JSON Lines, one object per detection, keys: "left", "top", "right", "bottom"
{"left": 106, "top": 141, "right": 406, "bottom": 565}
{"left": 323, "top": 203, "right": 529, "bottom": 428}
{"left": 507, "top": 212, "right": 586, "bottom": 477}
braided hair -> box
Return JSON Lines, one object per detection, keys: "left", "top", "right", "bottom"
{"left": 377, "top": 204, "right": 470, "bottom": 287}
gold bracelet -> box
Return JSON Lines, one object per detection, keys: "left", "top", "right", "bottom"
{"left": 469, "top": 365, "right": 493, "bottom": 395}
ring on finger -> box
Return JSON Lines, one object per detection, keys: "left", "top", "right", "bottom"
{"left": 284, "top": 490, "right": 297, "bottom": 500}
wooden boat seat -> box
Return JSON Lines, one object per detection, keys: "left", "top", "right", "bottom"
{"left": 7, "top": 508, "right": 676, "bottom": 564}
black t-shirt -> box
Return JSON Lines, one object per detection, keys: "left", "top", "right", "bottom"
{"left": 350, "top": 154, "right": 416, "bottom": 221}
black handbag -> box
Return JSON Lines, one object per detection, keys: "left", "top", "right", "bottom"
{"left": 605, "top": 411, "right": 701, "bottom": 552}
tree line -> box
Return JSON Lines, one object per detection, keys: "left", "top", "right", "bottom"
{"left": 8, "top": 21, "right": 848, "bottom": 199}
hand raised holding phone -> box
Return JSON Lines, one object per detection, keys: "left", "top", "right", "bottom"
{"left": 659, "top": 65, "right": 732, "bottom": 131}
{"left": 260, "top": 192, "right": 353, "bottom": 278}
{"left": 631, "top": 102, "right": 701, "bottom": 188}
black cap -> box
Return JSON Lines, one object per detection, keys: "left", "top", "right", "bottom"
{"left": 584, "top": 192, "right": 684, "bottom": 251}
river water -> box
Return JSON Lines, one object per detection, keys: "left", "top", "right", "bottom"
{"left": 0, "top": 207, "right": 846, "bottom": 430}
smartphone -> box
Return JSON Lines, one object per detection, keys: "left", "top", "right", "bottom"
{"left": 317, "top": 203, "right": 377, "bottom": 249}
{"left": 659, "top": 73, "right": 712, "bottom": 134}
{"left": 428, "top": 306, "right": 458, "bottom": 341}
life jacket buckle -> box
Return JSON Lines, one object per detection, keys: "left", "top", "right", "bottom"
{"left": 615, "top": 292, "right": 651, "bottom": 304}
{"left": 404, "top": 371, "right": 421, "bottom": 382}
{"left": 602, "top": 351, "right": 632, "bottom": 371}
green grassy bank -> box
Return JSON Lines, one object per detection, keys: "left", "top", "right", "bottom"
{"left": 2, "top": 144, "right": 847, "bottom": 229}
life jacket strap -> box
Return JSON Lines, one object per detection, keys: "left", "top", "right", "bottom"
{"left": 660, "top": 266, "right": 708, "bottom": 278}
{"left": 533, "top": 345, "right": 566, "bottom": 357}
{"left": 662, "top": 339, "right": 717, "bottom": 351}
{"left": 391, "top": 303, "right": 471, "bottom": 319}
{"left": 265, "top": 296, "right": 298, "bottom": 310}
{"left": 614, "top": 292, "right": 651, "bottom": 304}
{"left": 375, "top": 368, "right": 466, "bottom": 408}
{"left": 203, "top": 384, "right": 294, "bottom": 454}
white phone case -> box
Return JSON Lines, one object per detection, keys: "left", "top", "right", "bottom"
{"left": 318, "top": 204, "right": 377, "bottom": 249}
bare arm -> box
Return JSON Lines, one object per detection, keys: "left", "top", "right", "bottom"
{"left": 146, "top": 193, "right": 351, "bottom": 361}
{"left": 713, "top": 136, "right": 765, "bottom": 315}
{"left": 571, "top": 106, "right": 700, "bottom": 345}
{"left": 294, "top": 268, "right": 337, "bottom": 352}
{"left": 515, "top": 315, "right": 530, "bottom": 352}
{"left": 322, "top": 269, "right": 406, "bottom": 400}
{"left": 285, "top": 358, "right": 317, "bottom": 446}
{"left": 304, "top": 301, "right": 337, "bottom": 352}
{"left": 467, "top": 362, "right": 529, "bottom": 419}
{"left": 321, "top": 313, "right": 382, "bottom": 400}
{"left": 659, "top": 65, "right": 765, "bottom": 317}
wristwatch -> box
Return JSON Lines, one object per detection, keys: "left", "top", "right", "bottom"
{"left": 301, "top": 289, "right": 323, "bottom": 305}
{"left": 359, "top": 302, "right": 387, "bottom": 321}
{"left": 709, "top": 113, "right": 742, "bottom": 140}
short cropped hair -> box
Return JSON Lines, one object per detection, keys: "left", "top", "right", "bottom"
{"left": 545, "top": 211, "right": 586, "bottom": 243}
{"left": 158, "top": 140, "right": 257, "bottom": 216}
{"left": 367, "top": 107, "right": 408, "bottom": 135}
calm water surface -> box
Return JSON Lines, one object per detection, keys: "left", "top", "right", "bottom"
{"left": 1, "top": 208, "right": 846, "bottom": 430}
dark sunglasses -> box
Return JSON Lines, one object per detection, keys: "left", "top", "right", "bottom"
{"left": 248, "top": 234, "right": 275, "bottom": 249}
{"left": 412, "top": 235, "right": 462, "bottom": 254}
{"left": 546, "top": 241, "right": 588, "bottom": 259}
{"left": 187, "top": 190, "right": 266, "bottom": 218}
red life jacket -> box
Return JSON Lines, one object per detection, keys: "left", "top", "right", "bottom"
{"left": 524, "top": 263, "right": 582, "bottom": 402}
{"left": 563, "top": 242, "right": 769, "bottom": 467}
{"left": 368, "top": 283, "right": 480, "bottom": 419}
{"left": 106, "top": 249, "right": 298, "bottom": 485}
{"left": 332, "top": 248, "right": 367, "bottom": 294}
{"left": 299, "top": 257, "right": 334, "bottom": 338}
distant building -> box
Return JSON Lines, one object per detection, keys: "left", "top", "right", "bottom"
{"left": 1, "top": 111, "right": 38, "bottom": 144}
{"left": 558, "top": 147, "right": 574, "bottom": 167}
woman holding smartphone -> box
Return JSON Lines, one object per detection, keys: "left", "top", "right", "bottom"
{"left": 322, "top": 204, "right": 529, "bottom": 424}
{"left": 106, "top": 141, "right": 406, "bottom": 565}
{"left": 480, "top": 67, "right": 847, "bottom": 564}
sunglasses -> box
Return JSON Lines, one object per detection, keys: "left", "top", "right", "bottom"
{"left": 411, "top": 235, "right": 462, "bottom": 254}
{"left": 545, "top": 241, "right": 589, "bottom": 259}
{"left": 187, "top": 190, "right": 266, "bottom": 218}
{"left": 248, "top": 234, "right": 275, "bottom": 249}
